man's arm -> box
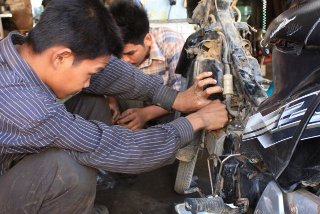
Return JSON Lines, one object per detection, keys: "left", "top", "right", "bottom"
{"left": 85, "top": 56, "right": 178, "bottom": 111}
{"left": 172, "top": 72, "right": 223, "bottom": 112}
{"left": 117, "top": 105, "right": 170, "bottom": 130}
{"left": 0, "top": 87, "right": 227, "bottom": 174}
{"left": 85, "top": 57, "right": 223, "bottom": 113}
{"left": 3, "top": 97, "right": 193, "bottom": 173}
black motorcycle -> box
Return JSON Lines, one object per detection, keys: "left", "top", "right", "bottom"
{"left": 174, "top": 0, "right": 320, "bottom": 213}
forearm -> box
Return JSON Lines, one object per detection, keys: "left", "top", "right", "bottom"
{"left": 85, "top": 57, "right": 159, "bottom": 99}
{"left": 185, "top": 113, "right": 205, "bottom": 132}
{"left": 107, "top": 96, "right": 118, "bottom": 106}
{"left": 142, "top": 105, "right": 171, "bottom": 122}
{"left": 52, "top": 104, "right": 194, "bottom": 173}
{"left": 71, "top": 118, "right": 193, "bottom": 173}
{"left": 85, "top": 56, "right": 178, "bottom": 111}
{"left": 12, "top": 106, "right": 194, "bottom": 174}
{"left": 151, "top": 85, "right": 178, "bottom": 112}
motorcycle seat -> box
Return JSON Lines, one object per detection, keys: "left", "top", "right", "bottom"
{"left": 263, "top": 0, "right": 320, "bottom": 46}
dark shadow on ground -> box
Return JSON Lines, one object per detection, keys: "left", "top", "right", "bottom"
{"left": 95, "top": 150, "right": 212, "bottom": 214}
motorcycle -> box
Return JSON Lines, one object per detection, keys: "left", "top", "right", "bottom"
{"left": 174, "top": 0, "right": 320, "bottom": 213}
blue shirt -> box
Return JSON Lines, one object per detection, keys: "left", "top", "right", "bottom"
{"left": 0, "top": 32, "right": 194, "bottom": 175}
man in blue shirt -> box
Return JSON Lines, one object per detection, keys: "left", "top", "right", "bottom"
{"left": 0, "top": 0, "right": 228, "bottom": 213}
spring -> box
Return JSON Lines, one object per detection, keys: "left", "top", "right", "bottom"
{"left": 262, "top": 0, "right": 267, "bottom": 32}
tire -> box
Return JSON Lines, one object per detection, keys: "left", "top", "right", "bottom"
{"left": 174, "top": 149, "right": 199, "bottom": 194}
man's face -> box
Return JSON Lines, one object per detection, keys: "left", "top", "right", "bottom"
{"left": 121, "top": 43, "right": 149, "bottom": 66}
{"left": 51, "top": 55, "right": 110, "bottom": 99}
{"left": 121, "top": 33, "right": 151, "bottom": 67}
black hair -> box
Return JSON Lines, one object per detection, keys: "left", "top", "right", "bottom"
{"left": 41, "top": 0, "right": 50, "bottom": 8}
{"left": 110, "top": 0, "right": 149, "bottom": 45}
{"left": 27, "top": 0, "right": 123, "bottom": 60}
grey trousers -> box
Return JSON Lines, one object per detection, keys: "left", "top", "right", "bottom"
{"left": 65, "top": 93, "right": 112, "bottom": 125}
{"left": 0, "top": 149, "right": 97, "bottom": 214}
{"left": 0, "top": 93, "right": 111, "bottom": 213}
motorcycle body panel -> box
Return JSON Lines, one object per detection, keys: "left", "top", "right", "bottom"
{"left": 255, "top": 181, "right": 320, "bottom": 214}
{"left": 241, "top": 0, "right": 320, "bottom": 185}
{"left": 263, "top": 0, "right": 320, "bottom": 46}
{"left": 241, "top": 45, "right": 320, "bottom": 188}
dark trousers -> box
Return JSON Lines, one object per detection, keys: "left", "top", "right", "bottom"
{"left": 0, "top": 93, "right": 112, "bottom": 213}
{"left": 0, "top": 149, "right": 97, "bottom": 214}
{"left": 65, "top": 93, "right": 112, "bottom": 125}
{"left": 117, "top": 99, "right": 176, "bottom": 127}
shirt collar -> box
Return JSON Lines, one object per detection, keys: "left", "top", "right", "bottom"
{"left": 139, "top": 33, "right": 165, "bottom": 69}
{"left": 0, "top": 32, "right": 55, "bottom": 99}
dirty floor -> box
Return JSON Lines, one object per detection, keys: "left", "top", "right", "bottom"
{"left": 95, "top": 152, "right": 212, "bottom": 214}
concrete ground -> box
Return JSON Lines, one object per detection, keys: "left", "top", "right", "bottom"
{"left": 95, "top": 152, "right": 212, "bottom": 214}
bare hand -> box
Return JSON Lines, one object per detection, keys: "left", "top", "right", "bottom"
{"left": 116, "top": 108, "right": 147, "bottom": 130}
{"left": 173, "top": 72, "right": 223, "bottom": 113}
{"left": 110, "top": 106, "right": 120, "bottom": 125}
{"left": 108, "top": 97, "right": 120, "bottom": 124}
{"left": 186, "top": 100, "right": 228, "bottom": 131}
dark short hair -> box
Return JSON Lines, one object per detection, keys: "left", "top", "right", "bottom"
{"left": 27, "top": 0, "right": 123, "bottom": 60}
{"left": 110, "top": 0, "right": 149, "bottom": 45}
{"left": 41, "top": 0, "right": 50, "bottom": 8}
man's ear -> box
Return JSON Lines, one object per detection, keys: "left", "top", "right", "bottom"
{"left": 144, "top": 33, "right": 152, "bottom": 47}
{"left": 52, "top": 48, "right": 74, "bottom": 70}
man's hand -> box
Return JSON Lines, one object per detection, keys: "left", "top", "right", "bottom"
{"left": 116, "top": 108, "right": 147, "bottom": 130}
{"left": 172, "top": 72, "right": 223, "bottom": 113}
{"left": 186, "top": 100, "right": 228, "bottom": 131}
{"left": 108, "top": 96, "right": 121, "bottom": 124}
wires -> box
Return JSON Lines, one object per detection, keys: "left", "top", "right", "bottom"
{"left": 167, "top": 0, "right": 176, "bottom": 20}
{"left": 167, "top": 5, "right": 172, "bottom": 20}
